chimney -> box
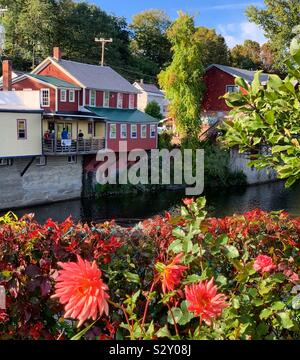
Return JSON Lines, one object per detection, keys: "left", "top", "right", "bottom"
{"left": 53, "top": 47, "right": 62, "bottom": 61}
{"left": 2, "top": 60, "right": 12, "bottom": 91}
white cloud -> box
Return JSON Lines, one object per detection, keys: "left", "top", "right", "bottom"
{"left": 202, "top": 2, "right": 264, "bottom": 11}
{"left": 218, "top": 22, "right": 266, "bottom": 48}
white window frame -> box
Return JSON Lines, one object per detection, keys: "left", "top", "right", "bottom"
{"left": 131, "top": 124, "right": 137, "bottom": 139}
{"left": 226, "top": 85, "right": 239, "bottom": 93}
{"left": 60, "top": 89, "right": 67, "bottom": 102}
{"left": 69, "top": 90, "right": 75, "bottom": 103}
{"left": 117, "top": 93, "right": 123, "bottom": 109}
{"left": 103, "top": 91, "right": 110, "bottom": 108}
{"left": 41, "top": 89, "right": 50, "bottom": 107}
{"left": 129, "top": 94, "right": 135, "bottom": 109}
{"left": 120, "top": 123, "right": 127, "bottom": 139}
{"left": 90, "top": 90, "right": 96, "bottom": 107}
{"left": 141, "top": 124, "right": 147, "bottom": 139}
{"left": 109, "top": 123, "right": 117, "bottom": 139}
{"left": 150, "top": 124, "right": 156, "bottom": 138}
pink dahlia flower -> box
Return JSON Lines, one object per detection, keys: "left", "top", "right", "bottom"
{"left": 52, "top": 255, "right": 109, "bottom": 327}
{"left": 253, "top": 255, "right": 276, "bottom": 274}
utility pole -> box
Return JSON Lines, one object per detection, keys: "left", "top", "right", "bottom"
{"left": 95, "top": 38, "right": 113, "bottom": 66}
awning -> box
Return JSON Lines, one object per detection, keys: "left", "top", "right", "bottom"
{"left": 85, "top": 106, "right": 159, "bottom": 123}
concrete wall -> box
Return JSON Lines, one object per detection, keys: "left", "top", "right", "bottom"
{"left": 229, "top": 149, "right": 277, "bottom": 185}
{"left": 0, "top": 112, "right": 42, "bottom": 158}
{"left": 0, "top": 156, "right": 83, "bottom": 210}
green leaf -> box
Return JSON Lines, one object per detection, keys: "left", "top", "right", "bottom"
{"left": 216, "top": 234, "right": 229, "bottom": 246}
{"left": 124, "top": 271, "right": 140, "bottom": 284}
{"left": 271, "top": 301, "right": 285, "bottom": 311}
{"left": 277, "top": 312, "right": 294, "bottom": 329}
{"left": 224, "top": 245, "right": 239, "bottom": 259}
{"left": 168, "top": 239, "right": 183, "bottom": 253}
{"left": 292, "top": 294, "right": 300, "bottom": 310}
{"left": 235, "top": 76, "right": 248, "bottom": 90}
{"left": 252, "top": 70, "right": 263, "bottom": 94}
{"left": 71, "top": 319, "right": 98, "bottom": 340}
{"left": 167, "top": 307, "right": 183, "bottom": 325}
{"left": 259, "top": 308, "right": 273, "bottom": 320}
{"left": 177, "top": 300, "right": 194, "bottom": 326}
{"left": 156, "top": 325, "right": 171, "bottom": 338}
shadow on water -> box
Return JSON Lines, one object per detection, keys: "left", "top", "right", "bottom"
{"left": 4, "top": 181, "right": 300, "bottom": 225}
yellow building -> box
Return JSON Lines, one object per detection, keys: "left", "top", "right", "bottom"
{"left": 0, "top": 91, "right": 43, "bottom": 160}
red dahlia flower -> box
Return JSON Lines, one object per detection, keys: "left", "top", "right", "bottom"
{"left": 52, "top": 255, "right": 109, "bottom": 327}
{"left": 158, "top": 253, "right": 188, "bottom": 293}
{"left": 185, "top": 278, "right": 228, "bottom": 325}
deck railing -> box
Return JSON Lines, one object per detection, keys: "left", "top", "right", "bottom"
{"left": 43, "top": 138, "right": 105, "bottom": 154}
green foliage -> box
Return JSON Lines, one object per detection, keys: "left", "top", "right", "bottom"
{"left": 158, "top": 131, "right": 173, "bottom": 150}
{"left": 246, "top": 0, "right": 300, "bottom": 72}
{"left": 230, "top": 40, "right": 262, "bottom": 71}
{"left": 144, "top": 101, "right": 163, "bottom": 120}
{"left": 158, "top": 12, "right": 205, "bottom": 138}
{"left": 194, "top": 26, "right": 230, "bottom": 68}
{"left": 129, "top": 9, "right": 171, "bottom": 70}
{"left": 221, "top": 38, "right": 300, "bottom": 187}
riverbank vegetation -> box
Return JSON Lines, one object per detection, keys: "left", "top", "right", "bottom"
{"left": 1, "top": 198, "right": 299, "bottom": 340}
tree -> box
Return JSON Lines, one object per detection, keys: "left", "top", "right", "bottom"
{"left": 230, "top": 40, "right": 262, "bottom": 70}
{"left": 144, "top": 101, "right": 163, "bottom": 120}
{"left": 130, "top": 9, "right": 171, "bottom": 70}
{"left": 260, "top": 42, "right": 275, "bottom": 72}
{"left": 246, "top": 0, "right": 300, "bottom": 72}
{"left": 158, "top": 12, "right": 205, "bottom": 138}
{"left": 221, "top": 37, "right": 300, "bottom": 187}
{"left": 194, "top": 27, "right": 230, "bottom": 68}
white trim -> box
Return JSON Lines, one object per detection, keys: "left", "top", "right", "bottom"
{"left": 141, "top": 124, "right": 147, "bottom": 139}
{"left": 60, "top": 89, "right": 67, "bottom": 102}
{"left": 131, "top": 124, "right": 137, "bottom": 139}
{"left": 109, "top": 123, "right": 117, "bottom": 139}
{"left": 120, "top": 123, "right": 127, "bottom": 139}
{"left": 117, "top": 93, "right": 123, "bottom": 109}
{"left": 31, "top": 57, "right": 85, "bottom": 88}
{"left": 82, "top": 88, "right": 86, "bottom": 106}
{"left": 129, "top": 94, "right": 135, "bottom": 109}
{"left": 103, "top": 91, "right": 110, "bottom": 108}
{"left": 69, "top": 89, "right": 75, "bottom": 102}
{"left": 41, "top": 88, "right": 50, "bottom": 107}
{"left": 150, "top": 124, "right": 156, "bottom": 138}
{"left": 55, "top": 88, "right": 58, "bottom": 112}
{"left": 90, "top": 89, "right": 96, "bottom": 107}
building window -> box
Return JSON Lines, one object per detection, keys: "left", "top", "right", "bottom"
{"left": 150, "top": 124, "right": 156, "bottom": 138}
{"left": 120, "top": 124, "right": 127, "bottom": 139}
{"left": 129, "top": 94, "right": 135, "bottom": 109}
{"left": 88, "top": 123, "right": 93, "bottom": 135}
{"left": 69, "top": 90, "right": 75, "bottom": 102}
{"left": 60, "top": 89, "right": 67, "bottom": 102}
{"left": 141, "top": 124, "right": 147, "bottom": 139}
{"left": 103, "top": 91, "right": 110, "bottom": 108}
{"left": 226, "top": 85, "right": 239, "bottom": 93}
{"left": 0, "top": 158, "right": 12, "bottom": 166}
{"left": 131, "top": 124, "right": 137, "bottom": 139}
{"left": 41, "top": 89, "right": 50, "bottom": 107}
{"left": 117, "top": 93, "right": 123, "bottom": 109}
{"left": 17, "top": 119, "right": 27, "bottom": 139}
{"left": 68, "top": 155, "right": 77, "bottom": 164}
{"left": 36, "top": 156, "right": 47, "bottom": 166}
{"left": 109, "top": 124, "right": 117, "bottom": 139}
{"left": 90, "top": 90, "right": 96, "bottom": 107}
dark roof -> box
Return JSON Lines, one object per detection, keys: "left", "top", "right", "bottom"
{"left": 85, "top": 106, "right": 159, "bottom": 123}
{"left": 29, "top": 74, "right": 79, "bottom": 88}
{"left": 207, "top": 64, "right": 270, "bottom": 83}
{"left": 51, "top": 58, "right": 138, "bottom": 93}
{"left": 134, "top": 82, "right": 164, "bottom": 95}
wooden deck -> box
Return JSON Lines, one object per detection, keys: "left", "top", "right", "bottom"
{"left": 43, "top": 138, "right": 105, "bottom": 155}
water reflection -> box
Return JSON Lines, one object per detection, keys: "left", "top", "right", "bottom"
{"left": 4, "top": 181, "right": 300, "bottom": 225}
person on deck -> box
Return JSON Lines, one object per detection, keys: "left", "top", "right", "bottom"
{"left": 61, "top": 128, "right": 68, "bottom": 140}
{"left": 78, "top": 130, "right": 84, "bottom": 140}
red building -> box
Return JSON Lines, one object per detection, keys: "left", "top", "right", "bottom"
{"left": 1, "top": 47, "right": 158, "bottom": 156}
{"left": 201, "top": 64, "right": 269, "bottom": 126}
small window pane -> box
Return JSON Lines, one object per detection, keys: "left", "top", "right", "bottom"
{"left": 17, "top": 119, "right": 27, "bottom": 140}
{"left": 69, "top": 90, "right": 75, "bottom": 102}
{"left": 120, "top": 124, "right": 127, "bottom": 139}
{"left": 150, "top": 124, "right": 156, "bottom": 138}
{"left": 110, "top": 124, "right": 116, "bottom": 139}
{"left": 141, "top": 124, "right": 147, "bottom": 138}
{"left": 131, "top": 124, "right": 137, "bottom": 138}
{"left": 60, "top": 89, "right": 67, "bottom": 102}
{"left": 103, "top": 91, "right": 110, "bottom": 107}
{"left": 129, "top": 94, "right": 135, "bottom": 109}
{"left": 90, "top": 90, "right": 96, "bottom": 107}
{"left": 41, "top": 89, "right": 50, "bottom": 107}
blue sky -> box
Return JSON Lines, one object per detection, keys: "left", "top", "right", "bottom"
{"left": 91, "top": 0, "right": 266, "bottom": 48}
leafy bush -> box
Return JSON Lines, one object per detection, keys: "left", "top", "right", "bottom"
{"left": 0, "top": 200, "right": 300, "bottom": 340}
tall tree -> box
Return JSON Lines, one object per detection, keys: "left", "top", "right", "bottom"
{"left": 130, "top": 9, "right": 171, "bottom": 70}
{"left": 158, "top": 12, "right": 204, "bottom": 138}
{"left": 230, "top": 40, "right": 262, "bottom": 70}
{"left": 194, "top": 27, "right": 230, "bottom": 68}
{"left": 246, "top": 0, "right": 300, "bottom": 72}
{"left": 260, "top": 42, "right": 275, "bottom": 72}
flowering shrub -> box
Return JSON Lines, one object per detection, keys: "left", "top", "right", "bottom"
{"left": 0, "top": 200, "right": 300, "bottom": 340}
